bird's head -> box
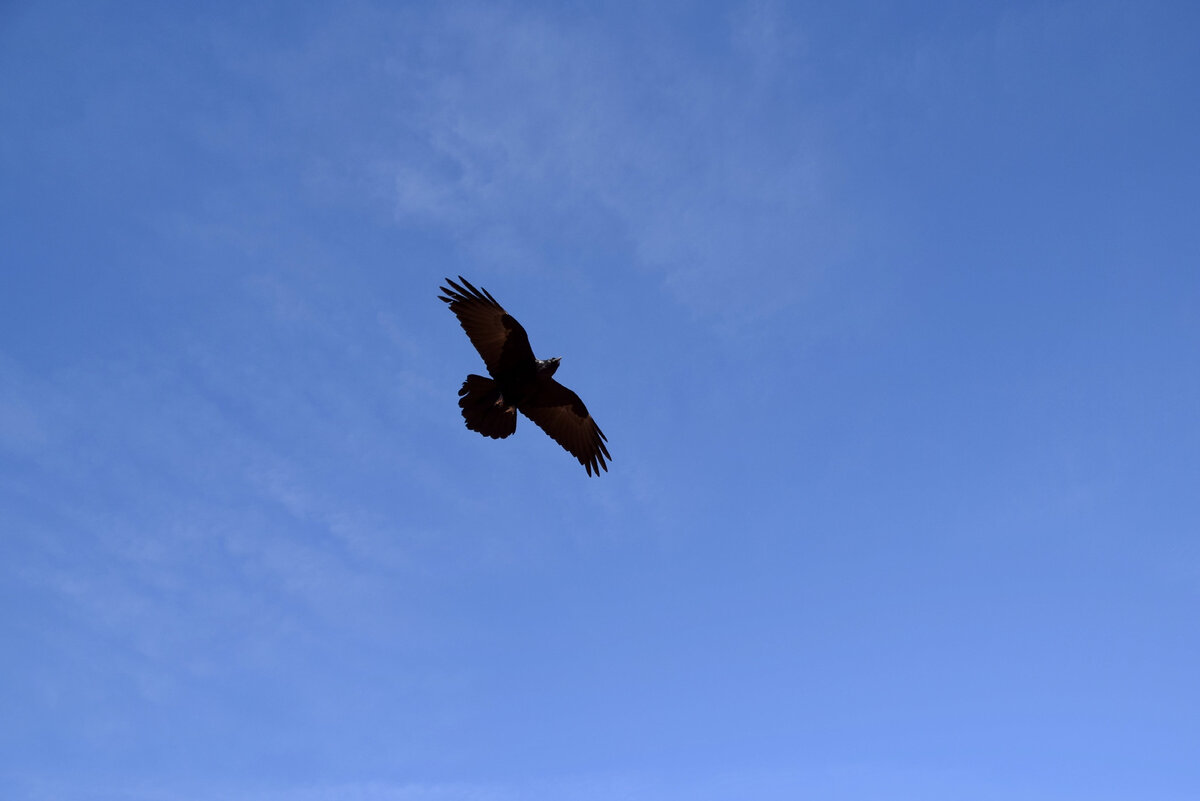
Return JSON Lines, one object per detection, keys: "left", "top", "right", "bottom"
{"left": 537, "top": 357, "right": 561, "bottom": 376}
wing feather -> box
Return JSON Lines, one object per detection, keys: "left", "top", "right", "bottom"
{"left": 519, "top": 378, "right": 611, "bottom": 476}
{"left": 439, "top": 276, "right": 536, "bottom": 377}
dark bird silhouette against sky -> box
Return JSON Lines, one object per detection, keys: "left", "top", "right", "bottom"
{"left": 439, "top": 276, "right": 611, "bottom": 476}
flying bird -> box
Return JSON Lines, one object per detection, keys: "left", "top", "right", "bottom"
{"left": 439, "top": 276, "right": 611, "bottom": 476}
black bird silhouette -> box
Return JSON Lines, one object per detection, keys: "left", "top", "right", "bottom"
{"left": 439, "top": 276, "right": 611, "bottom": 476}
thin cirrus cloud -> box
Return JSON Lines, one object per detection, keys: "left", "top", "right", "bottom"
{"left": 381, "top": 4, "right": 844, "bottom": 320}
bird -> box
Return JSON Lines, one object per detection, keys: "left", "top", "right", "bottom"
{"left": 439, "top": 276, "right": 611, "bottom": 476}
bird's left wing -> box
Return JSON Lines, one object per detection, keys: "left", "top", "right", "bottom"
{"left": 519, "top": 378, "right": 611, "bottom": 476}
{"left": 439, "top": 276, "right": 535, "bottom": 377}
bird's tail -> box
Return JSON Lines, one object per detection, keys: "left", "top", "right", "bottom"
{"left": 458, "top": 374, "right": 517, "bottom": 439}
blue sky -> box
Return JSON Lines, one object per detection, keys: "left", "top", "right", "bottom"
{"left": 2, "top": 1, "right": 1198, "bottom": 799}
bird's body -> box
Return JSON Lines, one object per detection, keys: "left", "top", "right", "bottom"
{"left": 439, "top": 276, "right": 611, "bottom": 476}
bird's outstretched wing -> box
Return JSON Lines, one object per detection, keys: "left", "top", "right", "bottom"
{"left": 520, "top": 378, "right": 611, "bottom": 476}
{"left": 439, "top": 276, "right": 535, "bottom": 377}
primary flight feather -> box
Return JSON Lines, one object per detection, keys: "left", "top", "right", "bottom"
{"left": 439, "top": 276, "right": 611, "bottom": 476}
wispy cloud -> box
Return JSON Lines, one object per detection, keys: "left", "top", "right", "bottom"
{"left": 0, "top": 298, "right": 468, "bottom": 686}
{"left": 378, "top": 3, "right": 847, "bottom": 321}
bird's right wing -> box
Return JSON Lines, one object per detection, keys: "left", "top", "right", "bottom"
{"left": 439, "top": 276, "right": 536, "bottom": 377}
{"left": 519, "top": 378, "right": 611, "bottom": 476}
